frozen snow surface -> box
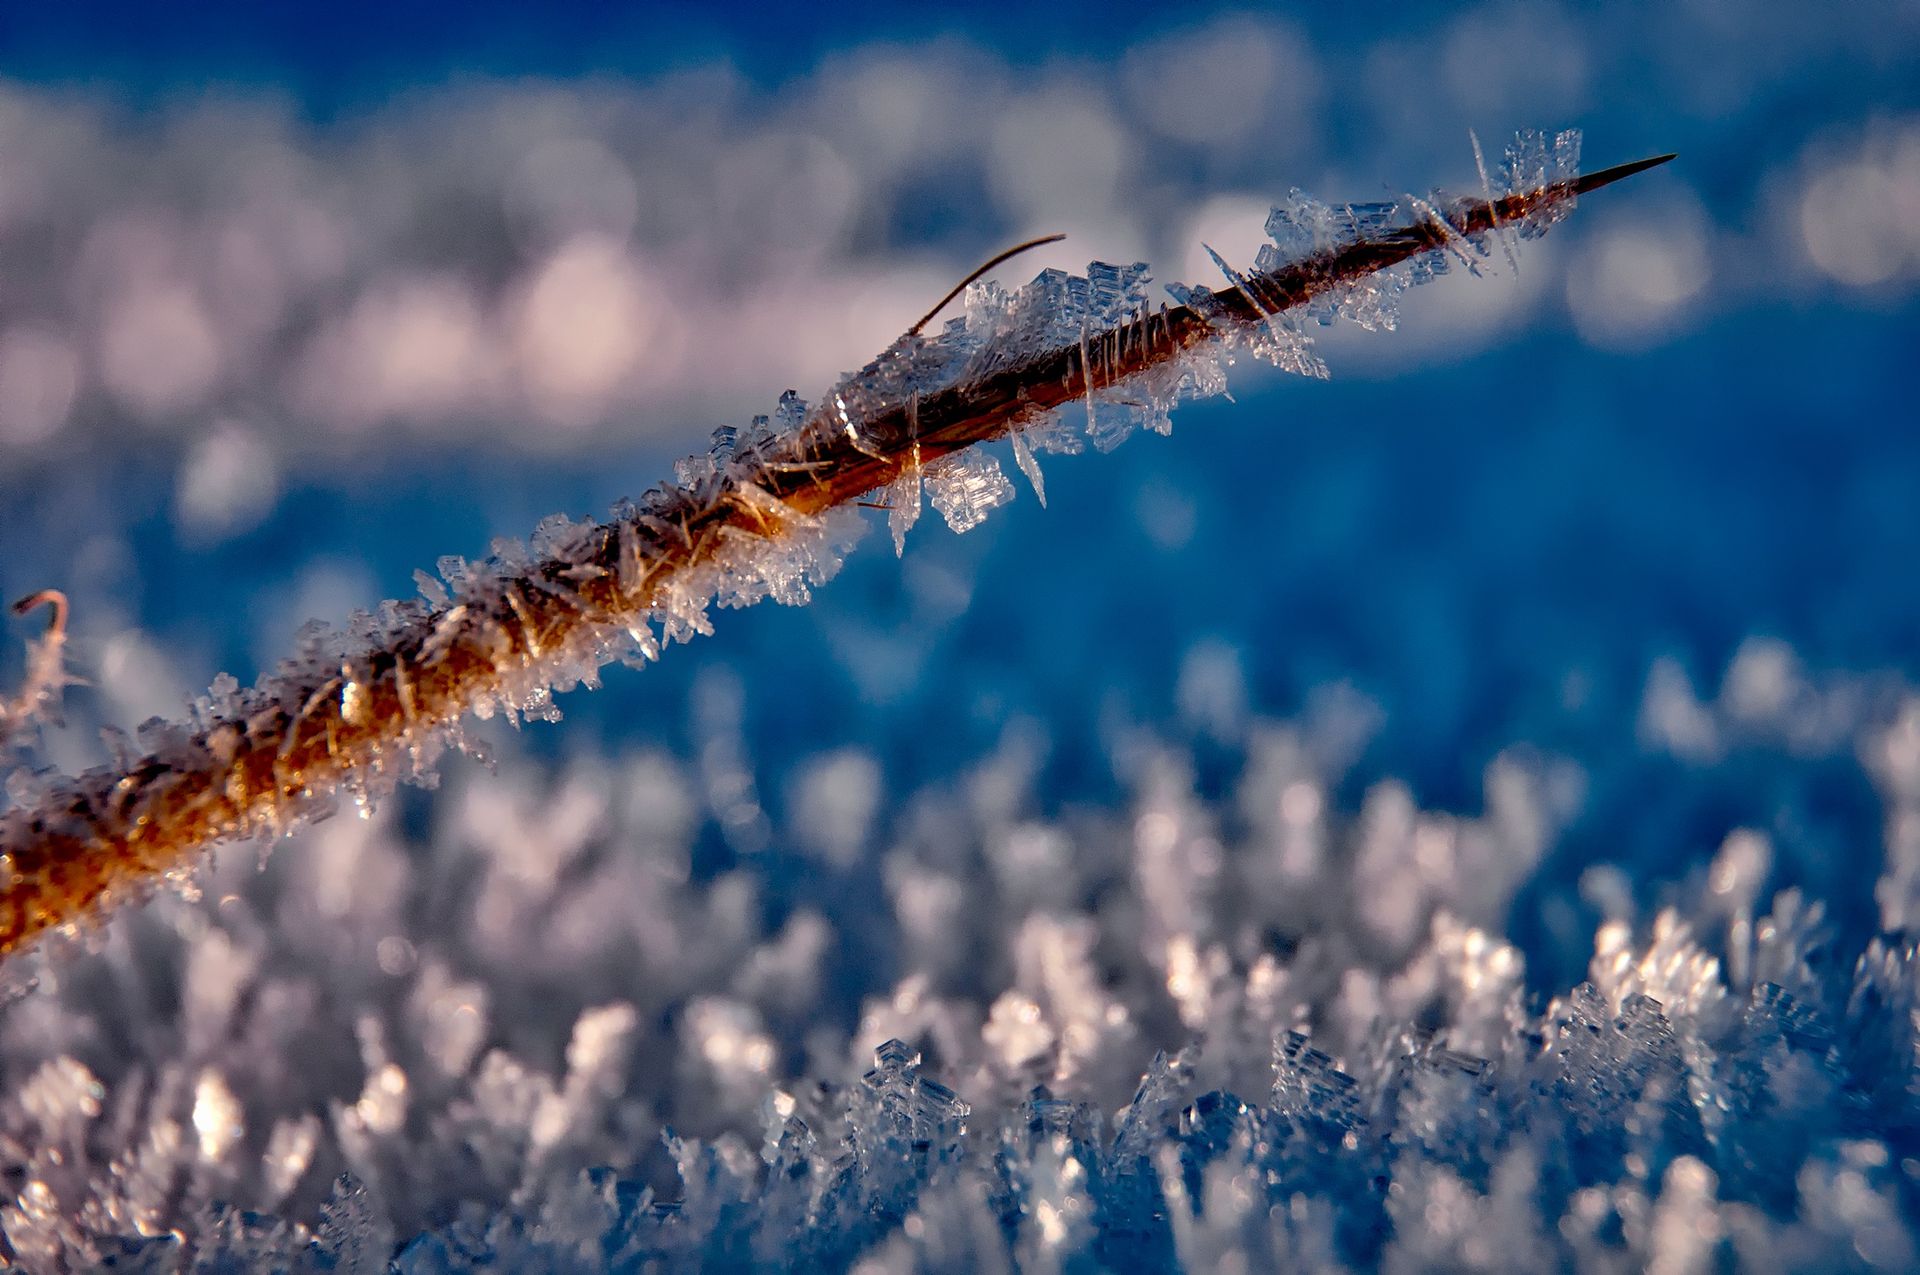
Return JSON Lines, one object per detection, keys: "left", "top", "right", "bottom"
{"left": 7, "top": 646, "right": 1920, "bottom": 1270}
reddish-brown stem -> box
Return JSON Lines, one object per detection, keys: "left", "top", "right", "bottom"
{"left": 0, "top": 155, "right": 1672, "bottom": 962}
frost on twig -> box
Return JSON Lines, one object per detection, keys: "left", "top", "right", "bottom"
{"left": 0, "top": 591, "right": 73, "bottom": 755}
{"left": 0, "top": 131, "right": 1671, "bottom": 967}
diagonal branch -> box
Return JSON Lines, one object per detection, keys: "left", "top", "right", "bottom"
{"left": 0, "top": 146, "right": 1673, "bottom": 966}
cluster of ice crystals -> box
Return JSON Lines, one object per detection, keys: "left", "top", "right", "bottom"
{"left": 833, "top": 255, "right": 1179, "bottom": 472}
{"left": 632, "top": 499, "right": 865, "bottom": 654}
{"left": 1080, "top": 335, "right": 1230, "bottom": 455}
{"left": 1261, "top": 194, "right": 1414, "bottom": 336}
{"left": 742, "top": 131, "right": 1585, "bottom": 565}
{"left": 1195, "top": 242, "right": 1333, "bottom": 382}
{"left": 7, "top": 637, "right": 1920, "bottom": 1270}
{"left": 1502, "top": 127, "right": 1585, "bottom": 237}
{"left": 951, "top": 261, "right": 1153, "bottom": 383}
{"left": 1158, "top": 131, "right": 1588, "bottom": 394}
{"left": 924, "top": 451, "right": 1014, "bottom": 535}
{"left": 1164, "top": 132, "right": 1595, "bottom": 410}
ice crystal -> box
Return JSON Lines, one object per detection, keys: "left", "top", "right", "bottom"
{"left": 1008, "top": 426, "right": 1047, "bottom": 508}
{"left": 885, "top": 446, "right": 922, "bottom": 558}
{"left": 924, "top": 450, "right": 1015, "bottom": 535}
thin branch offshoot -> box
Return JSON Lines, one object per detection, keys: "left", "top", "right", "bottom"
{"left": 0, "top": 591, "right": 73, "bottom": 754}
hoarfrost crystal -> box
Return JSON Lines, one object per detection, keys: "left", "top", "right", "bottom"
{"left": 925, "top": 450, "right": 1014, "bottom": 534}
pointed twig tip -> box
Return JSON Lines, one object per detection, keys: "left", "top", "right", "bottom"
{"left": 1574, "top": 153, "right": 1678, "bottom": 196}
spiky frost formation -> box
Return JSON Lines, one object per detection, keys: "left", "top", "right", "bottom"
{"left": 0, "top": 131, "right": 1645, "bottom": 965}
{"left": 2, "top": 640, "right": 1919, "bottom": 1271}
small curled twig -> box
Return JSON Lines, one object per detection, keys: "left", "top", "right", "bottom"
{"left": 0, "top": 590, "right": 72, "bottom": 751}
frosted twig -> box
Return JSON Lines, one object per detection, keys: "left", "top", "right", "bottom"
{"left": 0, "top": 146, "right": 1673, "bottom": 964}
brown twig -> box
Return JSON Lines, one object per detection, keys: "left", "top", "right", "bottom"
{"left": 0, "top": 153, "right": 1673, "bottom": 964}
